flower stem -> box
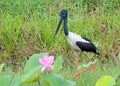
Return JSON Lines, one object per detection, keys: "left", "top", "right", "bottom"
{"left": 73, "top": 64, "right": 95, "bottom": 79}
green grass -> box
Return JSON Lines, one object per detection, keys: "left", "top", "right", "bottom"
{"left": 0, "top": 0, "right": 120, "bottom": 86}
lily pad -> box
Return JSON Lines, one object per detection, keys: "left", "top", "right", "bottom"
{"left": 24, "top": 52, "right": 47, "bottom": 73}
{"left": 52, "top": 56, "right": 62, "bottom": 73}
{"left": 21, "top": 65, "right": 41, "bottom": 85}
{"left": 41, "top": 73, "right": 76, "bottom": 86}
{"left": 0, "top": 74, "right": 20, "bottom": 86}
{"left": 95, "top": 75, "right": 116, "bottom": 86}
{"left": 22, "top": 53, "right": 47, "bottom": 84}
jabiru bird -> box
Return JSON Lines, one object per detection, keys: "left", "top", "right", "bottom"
{"left": 54, "top": 9, "right": 99, "bottom": 78}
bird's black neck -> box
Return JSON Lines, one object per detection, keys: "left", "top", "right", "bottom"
{"left": 64, "top": 18, "right": 69, "bottom": 36}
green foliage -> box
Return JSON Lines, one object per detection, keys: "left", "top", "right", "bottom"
{"left": 41, "top": 73, "right": 76, "bottom": 86}
{"left": 0, "top": 75, "right": 20, "bottom": 86}
{"left": 95, "top": 76, "right": 116, "bottom": 86}
{"left": 1, "top": 13, "right": 22, "bottom": 50}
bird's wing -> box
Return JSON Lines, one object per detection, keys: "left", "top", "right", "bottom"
{"left": 81, "top": 36, "right": 91, "bottom": 42}
{"left": 76, "top": 41, "right": 98, "bottom": 54}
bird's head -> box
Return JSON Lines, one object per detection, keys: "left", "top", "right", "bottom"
{"left": 59, "top": 9, "right": 67, "bottom": 19}
{"left": 54, "top": 9, "right": 68, "bottom": 37}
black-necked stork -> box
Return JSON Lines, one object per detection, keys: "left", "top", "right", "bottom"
{"left": 54, "top": 9, "right": 99, "bottom": 78}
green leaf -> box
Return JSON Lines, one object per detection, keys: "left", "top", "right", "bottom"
{"left": 0, "top": 74, "right": 20, "bottom": 86}
{"left": 52, "top": 56, "right": 62, "bottom": 73}
{"left": 95, "top": 75, "right": 116, "bottom": 86}
{"left": 78, "top": 59, "right": 97, "bottom": 70}
{"left": 24, "top": 52, "right": 47, "bottom": 73}
{"left": 41, "top": 73, "right": 76, "bottom": 86}
{"left": 21, "top": 65, "right": 41, "bottom": 85}
{"left": 0, "top": 63, "right": 5, "bottom": 73}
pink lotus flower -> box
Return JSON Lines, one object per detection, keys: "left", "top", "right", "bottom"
{"left": 38, "top": 55, "right": 54, "bottom": 72}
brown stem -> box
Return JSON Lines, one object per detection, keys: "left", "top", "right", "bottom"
{"left": 73, "top": 64, "right": 95, "bottom": 79}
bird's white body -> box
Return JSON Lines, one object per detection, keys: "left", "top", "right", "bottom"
{"left": 67, "top": 32, "right": 89, "bottom": 54}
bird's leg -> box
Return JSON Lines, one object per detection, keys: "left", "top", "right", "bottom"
{"left": 73, "top": 51, "right": 81, "bottom": 79}
{"left": 75, "top": 57, "right": 79, "bottom": 71}
{"left": 73, "top": 56, "right": 81, "bottom": 79}
{"left": 73, "top": 51, "right": 79, "bottom": 71}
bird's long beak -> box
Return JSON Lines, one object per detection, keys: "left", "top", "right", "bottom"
{"left": 54, "top": 17, "right": 63, "bottom": 37}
